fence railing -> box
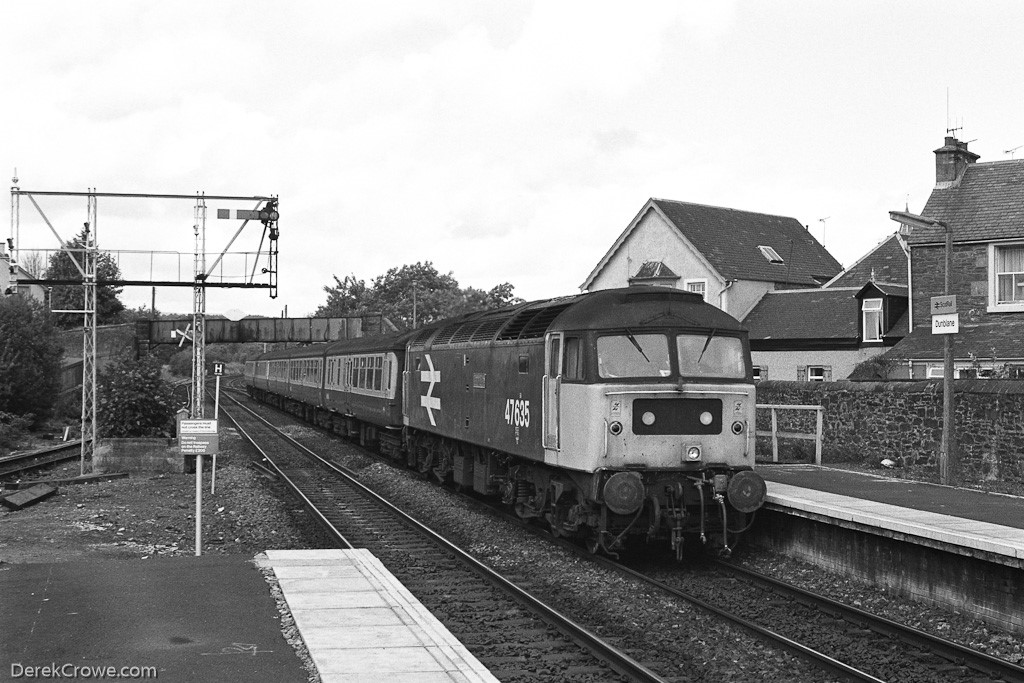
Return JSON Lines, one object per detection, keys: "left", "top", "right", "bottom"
{"left": 755, "top": 404, "right": 823, "bottom": 465}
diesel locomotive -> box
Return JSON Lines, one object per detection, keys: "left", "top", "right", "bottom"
{"left": 244, "top": 286, "right": 766, "bottom": 558}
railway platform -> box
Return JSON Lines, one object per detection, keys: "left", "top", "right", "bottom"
{"left": 759, "top": 464, "right": 1024, "bottom": 559}
{"left": 755, "top": 464, "right": 1024, "bottom": 633}
{"left": 0, "top": 549, "right": 497, "bottom": 683}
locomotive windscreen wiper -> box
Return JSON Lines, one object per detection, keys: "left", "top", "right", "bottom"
{"left": 624, "top": 328, "right": 651, "bottom": 363}
{"left": 697, "top": 328, "right": 717, "bottom": 365}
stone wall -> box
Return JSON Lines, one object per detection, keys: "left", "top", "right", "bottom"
{"left": 94, "top": 438, "right": 189, "bottom": 474}
{"left": 755, "top": 379, "right": 1024, "bottom": 485}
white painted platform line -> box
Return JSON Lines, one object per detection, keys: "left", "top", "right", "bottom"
{"left": 766, "top": 482, "right": 1024, "bottom": 561}
{"left": 260, "top": 549, "right": 500, "bottom": 683}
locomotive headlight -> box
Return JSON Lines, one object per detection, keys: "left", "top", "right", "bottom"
{"left": 641, "top": 411, "right": 656, "bottom": 426}
{"left": 699, "top": 411, "right": 713, "bottom": 426}
{"left": 609, "top": 421, "right": 623, "bottom": 436}
{"left": 731, "top": 421, "right": 745, "bottom": 435}
{"left": 685, "top": 446, "right": 702, "bottom": 461}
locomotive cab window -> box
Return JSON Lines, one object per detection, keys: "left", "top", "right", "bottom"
{"left": 676, "top": 334, "right": 746, "bottom": 379}
{"left": 564, "top": 337, "right": 583, "bottom": 380}
{"left": 597, "top": 334, "right": 670, "bottom": 378}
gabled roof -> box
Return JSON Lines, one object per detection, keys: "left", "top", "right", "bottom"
{"left": 581, "top": 198, "right": 842, "bottom": 289}
{"left": 825, "top": 233, "right": 908, "bottom": 287}
{"left": 906, "top": 160, "right": 1024, "bottom": 245}
{"left": 742, "top": 288, "right": 861, "bottom": 341}
{"left": 856, "top": 281, "right": 908, "bottom": 298}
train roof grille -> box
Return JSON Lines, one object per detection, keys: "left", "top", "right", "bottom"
{"left": 448, "top": 321, "right": 484, "bottom": 344}
{"left": 410, "top": 327, "right": 437, "bottom": 347}
{"left": 469, "top": 318, "right": 510, "bottom": 342}
{"left": 496, "top": 302, "right": 574, "bottom": 340}
{"left": 431, "top": 322, "right": 463, "bottom": 345}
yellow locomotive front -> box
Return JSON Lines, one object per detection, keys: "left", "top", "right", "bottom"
{"left": 539, "top": 289, "right": 765, "bottom": 558}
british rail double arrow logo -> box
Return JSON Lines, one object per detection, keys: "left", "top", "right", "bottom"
{"left": 420, "top": 353, "right": 441, "bottom": 426}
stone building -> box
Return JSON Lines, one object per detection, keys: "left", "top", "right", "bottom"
{"left": 883, "top": 137, "right": 1024, "bottom": 379}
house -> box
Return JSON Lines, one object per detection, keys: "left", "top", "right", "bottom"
{"left": 1, "top": 243, "right": 46, "bottom": 303}
{"left": 882, "top": 136, "right": 1024, "bottom": 379}
{"left": 580, "top": 198, "right": 842, "bottom": 320}
{"left": 741, "top": 232, "right": 909, "bottom": 380}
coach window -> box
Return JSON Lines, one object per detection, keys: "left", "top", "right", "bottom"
{"left": 564, "top": 337, "right": 583, "bottom": 380}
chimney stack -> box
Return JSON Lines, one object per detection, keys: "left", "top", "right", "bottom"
{"left": 934, "top": 136, "right": 979, "bottom": 186}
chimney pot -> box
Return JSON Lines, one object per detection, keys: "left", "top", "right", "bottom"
{"left": 934, "top": 136, "right": 980, "bottom": 186}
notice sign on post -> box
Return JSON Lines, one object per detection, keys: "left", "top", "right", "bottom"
{"left": 930, "top": 295, "right": 959, "bottom": 335}
{"left": 179, "top": 419, "right": 219, "bottom": 455}
{"left": 932, "top": 314, "right": 959, "bottom": 334}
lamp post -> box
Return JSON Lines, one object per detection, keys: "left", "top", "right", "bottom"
{"left": 889, "top": 211, "right": 955, "bottom": 484}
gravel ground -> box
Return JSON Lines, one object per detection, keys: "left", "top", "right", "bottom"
{"left": 3, "top": 421, "right": 1022, "bottom": 681}
{"left": 275, "top": 421, "right": 1024, "bottom": 679}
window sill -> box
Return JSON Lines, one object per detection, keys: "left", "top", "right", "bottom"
{"left": 987, "top": 303, "right": 1024, "bottom": 313}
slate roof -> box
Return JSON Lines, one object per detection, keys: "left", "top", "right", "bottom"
{"left": 742, "top": 288, "right": 861, "bottom": 340}
{"left": 856, "top": 281, "right": 908, "bottom": 298}
{"left": 905, "top": 160, "right": 1024, "bottom": 245}
{"left": 878, "top": 322, "right": 1024, "bottom": 361}
{"left": 581, "top": 198, "right": 842, "bottom": 289}
{"left": 825, "top": 233, "right": 908, "bottom": 287}
{"left": 650, "top": 199, "right": 842, "bottom": 285}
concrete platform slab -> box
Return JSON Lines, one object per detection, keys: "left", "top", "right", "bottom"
{"left": 259, "top": 549, "right": 499, "bottom": 683}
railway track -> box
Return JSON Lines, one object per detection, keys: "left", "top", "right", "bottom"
{"left": 0, "top": 441, "right": 84, "bottom": 479}
{"left": 219, "top": 391, "right": 667, "bottom": 683}
{"left": 228, "top": 389, "right": 1024, "bottom": 682}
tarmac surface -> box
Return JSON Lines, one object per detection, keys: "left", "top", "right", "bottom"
{"left": 0, "top": 554, "right": 307, "bottom": 683}
{"left": 759, "top": 464, "right": 1024, "bottom": 530}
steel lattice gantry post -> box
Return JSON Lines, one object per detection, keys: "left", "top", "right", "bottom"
{"left": 80, "top": 193, "right": 98, "bottom": 473}
{"left": 191, "top": 197, "right": 207, "bottom": 419}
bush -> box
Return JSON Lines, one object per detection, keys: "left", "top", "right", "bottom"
{"left": 0, "top": 296, "right": 63, "bottom": 424}
{"left": 97, "top": 355, "right": 177, "bottom": 437}
{"left": 0, "top": 411, "right": 33, "bottom": 452}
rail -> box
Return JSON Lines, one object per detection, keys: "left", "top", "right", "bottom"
{"left": 756, "top": 403, "right": 823, "bottom": 465}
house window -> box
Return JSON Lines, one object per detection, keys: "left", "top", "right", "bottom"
{"left": 758, "top": 245, "right": 784, "bottom": 264}
{"left": 994, "top": 245, "right": 1024, "bottom": 305}
{"left": 862, "top": 298, "right": 883, "bottom": 342}
{"left": 752, "top": 366, "right": 766, "bottom": 381}
{"left": 799, "top": 365, "right": 831, "bottom": 381}
{"left": 684, "top": 279, "right": 707, "bottom": 301}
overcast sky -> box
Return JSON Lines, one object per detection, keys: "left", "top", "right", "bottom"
{"left": 4, "top": 2, "right": 1022, "bottom": 318}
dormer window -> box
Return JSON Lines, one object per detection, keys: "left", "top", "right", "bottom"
{"left": 758, "top": 245, "right": 784, "bottom": 264}
{"left": 862, "top": 298, "right": 883, "bottom": 342}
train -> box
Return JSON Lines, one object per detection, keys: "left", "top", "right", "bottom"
{"left": 244, "top": 285, "right": 766, "bottom": 558}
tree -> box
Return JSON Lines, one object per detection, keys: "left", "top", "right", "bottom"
{"left": 0, "top": 295, "right": 63, "bottom": 424}
{"left": 45, "top": 225, "right": 125, "bottom": 328}
{"left": 315, "top": 274, "right": 371, "bottom": 318}
{"left": 372, "top": 262, "right": 461, "bottom": 330}
{"left": 316, "top": 262, "right": 523, "bottom": 331}
{"left": 96, "top": 354, "right": 176, "bottom": 437}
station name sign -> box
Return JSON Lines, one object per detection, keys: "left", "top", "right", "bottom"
{"left": 930, "top": 295, "right": 958, "bottom": 335}
{"left": 179, "top": 419, "right": 219, "bottom": 455}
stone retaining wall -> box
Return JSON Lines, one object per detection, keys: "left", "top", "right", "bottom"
{"left": 93, "top": 438, "right": 188, "bottom": 474}
{"left": 755, "top": 380, "right": 1024, "bottom": 485}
